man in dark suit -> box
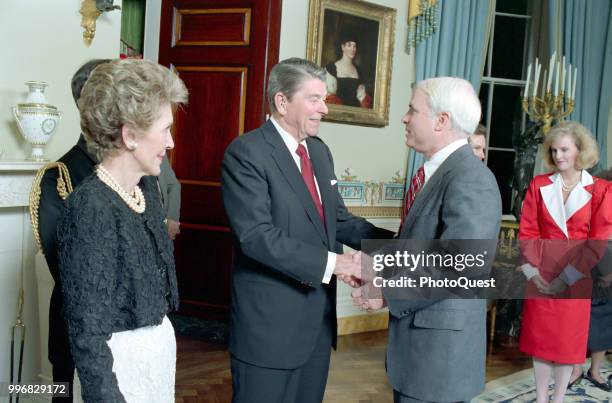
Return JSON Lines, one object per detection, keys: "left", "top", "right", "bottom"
{"left": 158, "top": 155, "right": 181, "bottom": 239}
{"left": 221, "top": 58, "right": 393, "bottom": 403}
{"left": 354, "top": 77, "right": 502, "bottom": 403}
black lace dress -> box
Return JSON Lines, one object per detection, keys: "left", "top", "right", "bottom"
{"left": 325, "top": 62, "right": 363, "bottom": 107}
{"left": 57, "top": 174, "right": 179, "bottom": 403}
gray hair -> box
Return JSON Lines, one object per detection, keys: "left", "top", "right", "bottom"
{"left": 415, "top": 77, "right": 482, "bottom": 136}
{"left": 79, "top": 58, "right": 188, "bottom": 161}
{"left": 267, "top": 58, "right": 327, "bottom": 114}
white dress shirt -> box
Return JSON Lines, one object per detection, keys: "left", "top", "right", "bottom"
{"left": 270, "top": 118, "right": 336, "bottom": 284}
{"left": 423, "top": 139, "right": 468, "bottom": 184}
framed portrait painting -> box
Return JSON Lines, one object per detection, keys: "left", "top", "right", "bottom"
{"left": 307, "top": 0, "right": 396, "bottom": 127}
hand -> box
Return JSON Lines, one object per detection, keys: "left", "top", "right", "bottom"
{"left": 351, "top": 286, "right": 385, "bottom": 312}
{"left": 340, "top": 252, "right": 377, "bottom": 287}
{"left": 531, "top": 274, "right": 551, "bottom": 294}
{"left": 334, "top": 252, "right": 361, "bottom": 287}
{"left": 356, "top": 84, "right": 366, "bottom": 102}
{"left": 547, "top": 277, "right": 568, "bottom": 295}
{"left": 598, "top": 272, "right": 612, "bottom": 288}
{"left": 166, "top": 219, "right": 181, "bottom": 240}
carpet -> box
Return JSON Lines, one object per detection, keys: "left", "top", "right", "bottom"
{"left": 168, "top": 313, "right": 228, "bottom": 344}
{"left": 474, "top": 359, "right": 612, "bottom": 402}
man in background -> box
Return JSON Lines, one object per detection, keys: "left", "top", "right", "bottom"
{"left": 468, "top": 123, "right": 487, "bottom": 161}
{"left": 158, "top": 156, "right": 181, "bottom": 239}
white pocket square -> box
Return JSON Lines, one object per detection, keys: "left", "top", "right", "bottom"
{"left": 331, "top": 179, "right": 337, "bottom": 186}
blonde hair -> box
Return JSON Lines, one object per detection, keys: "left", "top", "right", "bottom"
{"left": 542, "top": 121, "right": 599, "bottom": 171}
{"left": 79, "top": 59, "right": 188, "bottom": 161}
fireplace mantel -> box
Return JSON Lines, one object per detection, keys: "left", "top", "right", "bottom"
{"left": 0, "top": 159, "right": 46, "bottom": 385}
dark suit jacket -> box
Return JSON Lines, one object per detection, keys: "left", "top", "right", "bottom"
{"left": 39, "top": 135, "right": 96, "bottom": 367}
{"left": 221, "top": 120, "right": 393, "bottom": 369}
{"left": 158, "top": 155, "right": 181, "bottom": 221}
{"left": 385, "top": 145, "right": 502, "bottom": 401}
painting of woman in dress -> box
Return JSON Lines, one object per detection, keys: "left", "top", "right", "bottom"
{"left": 321, "top": 9, "right": 378, "bottom": 109}
{"left": 307, "top": 0, "right": 395, "bottom": 126}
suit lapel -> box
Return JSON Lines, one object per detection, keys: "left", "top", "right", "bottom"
{"left": 307, "top": 137, "right": 335, "bottom": 246}
{"left": 565, "top": 170, "right": 593, "bottom": 221}
{"left": 263, "top": 122, "right": 328, "bottom": 244}
{"left": 541, "top": 171, "right": 594, "bottom": 238}
{"left": 402, "top": 145, "right": 471, "bottom": 233}
{"left": 539, "top": 174, "right": 568, "bottom": 238}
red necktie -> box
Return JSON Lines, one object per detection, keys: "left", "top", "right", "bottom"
{"left": 296, "top": 144, "right": 325, "bottom": 224}
{"left": 401, "top": 166, "right": 425, "bottom": 222}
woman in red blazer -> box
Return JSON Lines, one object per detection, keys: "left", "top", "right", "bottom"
{"left": 518, "top": 121, "right": 605, "bottom": 403}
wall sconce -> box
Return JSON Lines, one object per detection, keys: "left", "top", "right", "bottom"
{"left": 80, "top": 0, "right": 121, "bottom": 47}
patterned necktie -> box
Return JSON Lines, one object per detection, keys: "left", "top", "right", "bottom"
{"left": 402, "top": 166, "right": 425, "bottom": 222}
{"left": 296, "top": 144, "right": 325, "bottom": 224}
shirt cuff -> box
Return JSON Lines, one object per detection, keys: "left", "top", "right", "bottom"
{"left": 322, "top": 252, "right": 336, "bottom": 284}
{"left": 521, "top": 263, "right": 539, "bottom": 280}
{"left": 559, "top": 265, "right": 584, "bottom": 286}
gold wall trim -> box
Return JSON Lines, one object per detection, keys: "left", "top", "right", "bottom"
{"left": 347, "top": 206, "right": 401, "bottom": 218}
{"left": 174, "top": 8, "right": 252, "bottom": 46}
{"left": 338, "top": 311, "right": 388, "bottom": 336}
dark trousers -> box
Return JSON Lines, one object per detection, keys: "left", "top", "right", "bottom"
{"left": 231, "top": 321, "right": 333, "bottom": 403}
{"left": 49, "top": 295, "right": 74, "bottom": 403}
{"left": 51, "top": 361, "right": 74, "bottom": 403}
{"left": 393, "top": 390, "right": 469, "bottom": 403}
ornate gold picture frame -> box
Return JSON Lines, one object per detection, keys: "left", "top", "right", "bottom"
{"left": 307, "top": 0, "right": 396, "bottom": 127}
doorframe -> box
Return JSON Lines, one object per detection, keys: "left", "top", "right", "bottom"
{"left": 143, "top": 0, "right": 162, "bottom": 62}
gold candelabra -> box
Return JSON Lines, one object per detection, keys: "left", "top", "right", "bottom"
{"left": 521, "top": 52, "right": 577, "bottom": 135}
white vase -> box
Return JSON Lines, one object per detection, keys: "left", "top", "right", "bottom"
{"left": 12, "top": 81, "right": 62, "bottom": 161}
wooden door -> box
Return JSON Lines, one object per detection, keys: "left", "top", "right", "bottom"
{"left": 158, "top": 0, "right": 281, "bottom": 318}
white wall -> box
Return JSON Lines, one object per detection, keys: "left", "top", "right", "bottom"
{"left": 0, "top": 0, "right": 123, "bottom": 162}
{"left": 280, "top": 0, "right": 413, "bottom": 188}
{"left": 143, "top": 0, "right": 162, "bottom": 62}
{"left": 0, "top": 0, "right": 122, "bottom": 384}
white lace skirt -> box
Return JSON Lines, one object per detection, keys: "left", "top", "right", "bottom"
{"left": 74, "top": 315, "right": 176, "bottom": 403}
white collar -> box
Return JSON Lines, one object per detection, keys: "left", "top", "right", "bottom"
{"left": 539, "top": 170, "right": 593, "bottom": 238}
{"left": 423, "top": 139, "right": 468, "bottom": 182}
{"left": 271, "top": 117, "right": 306, "bottom": 152}
{"left": 270, "top": 117, "right": 310, "bottom": 171}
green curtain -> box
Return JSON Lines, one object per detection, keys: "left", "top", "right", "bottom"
{"left": 120, "top": 0, "right": 146, "bottom": 57}
{"left": 405, "top": 0, "right": 494, "bottom": 183}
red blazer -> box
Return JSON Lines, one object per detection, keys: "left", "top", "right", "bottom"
{"left": 519, "top": 171, "right": 608, "bottom": 296}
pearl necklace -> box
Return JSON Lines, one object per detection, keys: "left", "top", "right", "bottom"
{"left": 560, "top": 174, "right": 580, "bottom": 192}
{"left": 96, "top": 165, "right": 146, "bottom": 214}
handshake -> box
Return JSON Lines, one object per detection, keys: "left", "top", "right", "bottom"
{"left": 333, "top": 251, "right": 385, "bottom": 312}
